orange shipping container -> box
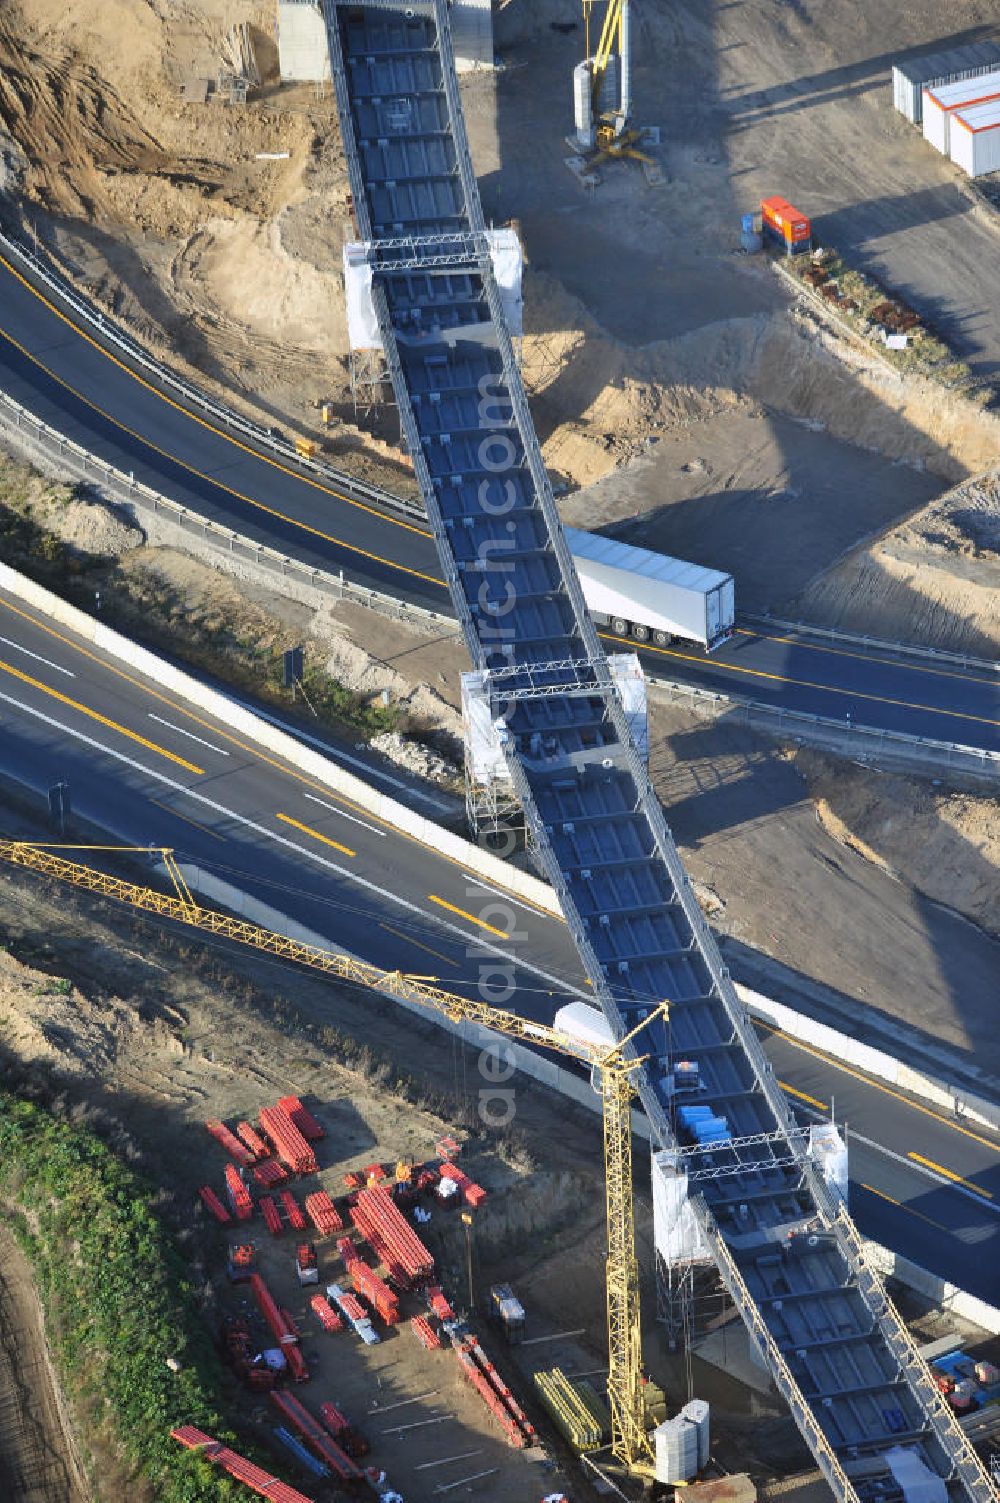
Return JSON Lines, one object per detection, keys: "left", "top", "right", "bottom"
{"left": 761, "top": 195, "right": 811, "bottom": 242}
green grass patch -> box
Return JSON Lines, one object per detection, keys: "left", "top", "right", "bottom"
{"left": 0, "top": 1090, "right": 243, "bottom": 1500}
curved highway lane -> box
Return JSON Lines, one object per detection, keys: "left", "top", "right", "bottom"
{"left": 0, "top": 247, "right": 998, "bottom": 754}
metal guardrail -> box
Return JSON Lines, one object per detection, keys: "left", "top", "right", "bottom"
{"left": 0, "top": 387, "right": 449, "bottom": 634}
{"left": 0, "top": 225, "right": 426, "bottom": 523}
{"left": 649, "top": 674, "right": 1000, "bottom": 783}
{"left": 744, "top": 612, "right": 1000, "bottom": 677}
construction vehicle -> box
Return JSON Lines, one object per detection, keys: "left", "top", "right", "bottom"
{"left": 0, "top": 839, "right": 670, "bottom": 1479}
{"left": 490, "top": 1282, "right": 526, "bottom": 1344}
{"left": 575, "top": 1, "right": 660, "bottom": 176}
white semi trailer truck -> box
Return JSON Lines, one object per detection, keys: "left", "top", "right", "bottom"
{"left": 565, "top": 526, "right": 735, "bottom": 652}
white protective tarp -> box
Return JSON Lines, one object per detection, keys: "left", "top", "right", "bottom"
{"left": 808, "top": 1122, "right": 848, "bottom": 1205}
{"left": 652, "top": 1149, "right": 712, "bottom": 1265}
{"left": 343, "top": 228, "right": 523, "bottom": 351}
{"left": 885, "top": 1447, "right": 948, "bottom": 1503}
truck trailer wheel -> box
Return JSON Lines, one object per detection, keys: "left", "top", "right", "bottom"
{"left": 652, "top": 629, "right": 672, "bottom": 647}
{"left": 631, "top": 623, "right": 650, "bottom": 642}
{"left": 611, "top": 616, "right": 629, "bottom": 636}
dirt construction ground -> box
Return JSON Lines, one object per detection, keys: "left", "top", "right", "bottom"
{"left": 0, "top": 787, "right": 849, "bottom": 1498}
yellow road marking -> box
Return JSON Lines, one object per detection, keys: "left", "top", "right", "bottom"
{"left": 274, "top": 812, "right": 356, "bottom": 857}
{"left": 427, "top": 894, "right": 509, "bottom": 938}
{"left": 379, "top": 921, "right": 453, "bottom": 964}
{"left": 859, "top": 1182, "right": 948, "bottom": 1233}
{"left": 0, "top": 253, "right": 436, "bottom": 545}
{"left": 0, "top": 316, "right": 441, "bottom": 591}
{"left": 758, "top": 1021, "right": 1000, "bottom": 1152}
{"left": 778, "top": 1079, "right": 827, "bottom": 1112}
{"left": 0, "top": 597, "right": 557, "bottom": 911}
{"left": 147, "top": 796, "right": 226, "bottom": 841}
{"left": 598, "top": 631, "right": 1000, "bottom": 731}
{"left": 0, "top": 657, "right": 204, "bottom": 774}
{"left": 908, "top": 1152, "right": 994, "bottom": 1199}
{"left": 737, "top": 625, "right": 1000, "bottom": 691}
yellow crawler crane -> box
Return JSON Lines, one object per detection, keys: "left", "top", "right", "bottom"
{"left": 0, "top": 839, "right": 667, "bottom": 1477}
{"left": 580, "top": 0, "right": 653, "bottom": 167}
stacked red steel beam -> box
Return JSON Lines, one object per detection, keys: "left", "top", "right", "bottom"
{"left": 304, "top": 1191, "right": 342, "bottom": 1235}
{"left": 270, "top": 1392, "right": 359, "bottom": 1480}
{"left": 280, "top": 1308, "right": 301, "bottom": 1340}
{"left": 205, "top": 1120, "right": 254, "bottom": 1167}
{"left": 440, "top": 1161, "right": 487, "bottom": 1207}
{"left": 260, "top": 1196, "right": 283, "bottom": 1237}
{"left": 279, "top": 1190, "right": 308, "bottom": 1231}
{"left": 410, "top": 1315, "right": 441, "bottom": 1350}
{"left": 224, "top": 1164, "right": 254, "bottom": 1222}
{"left": 171, "top": 1426, "right": 313, "bottom": 1503}
{"left": 259, "top": 1106, "right": 317, "bottom": 1174}
{"left": 310, "top": 1294, "right": 343, "bottom": 1333}
{"left": 277, "top": 1095, "right": 325, "bottom": 1141}
{"left": 253, "top": 1159, "right": 288, "bottom": 1189}
{"left": 198, "top": 1186, "right": 231, "bottom": 1224}
{"left": 334, "top": 1290, "right": 368, "bottom": 1325}
{"left": 351, "top": 1261, "right": 400, "bottom": 1326}
{"left": 336, "top": 1236, "right": 359, "bottom": 1268}
{"left": 454, "top": 1335, "right": 536, "bottom": 1447}
{"left": 237, "top": 1121, "right": 271, "bottom": 1159}
{"left": 249, "top": 1273, "right": 308, "bottom": 1382}
{"left": 351, "top": 1187, "right": 434, "bottom": 1285}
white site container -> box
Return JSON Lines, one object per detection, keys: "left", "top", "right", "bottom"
{"left": 922, "top": 69, "right": 1000, "bottom": 153}
{"left": 892, "top": 45, "right": 1000, "bottom": 125}
{"left": 950, "top": 97, "right": 1000, "bottom": 177}
{"left": 563, "top": 526, "right": 735, "bottom": 651}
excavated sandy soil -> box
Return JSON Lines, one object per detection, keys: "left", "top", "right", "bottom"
{"left": 795, "top": 468, "right": 1000, "bottom": 654}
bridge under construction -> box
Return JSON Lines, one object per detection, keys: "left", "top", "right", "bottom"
{"left": 321, "top": 2, "right": 993, "bottom": 1498}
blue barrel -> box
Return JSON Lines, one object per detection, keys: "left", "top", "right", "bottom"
{"left": 741, "top": 212, "right": 755, "bottom": 233}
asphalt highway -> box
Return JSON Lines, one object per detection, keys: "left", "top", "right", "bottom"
{"left": 0, "top": 585, "right": 996, "bottom": 1305}
{"left": 1, "top": 248, "right": 998, "bottom": 754}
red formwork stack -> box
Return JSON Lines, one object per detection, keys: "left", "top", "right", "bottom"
{"left": 453, "top": 1334, "right": 537, "bottom": 1448}
{"left": 310, "top": 1293, "right": 344, "bottom": 1333}
{"left": 269, "top": 1392, "right": 359, "bottom": 1481}
{"left": 337, "top": 1235, "right": 359, "bottom": 1268}
{"left": 224, "top": 1164, "right": 254, "bottom": 1222}
{"left": 205, "top": 1120, "right": 254, "bottom": 1167}
{"left": 439, "top": 1161, "right": 487, "bottom": 1208}
{"left": 304, "top": 1191, "right": 342, "bottom": 1235}
{"left": 260, "top": 1196, "right": 283, "bottom": 1237}
{"left": 198, "top": 1186, "right": 232, "bottom": 1224}
{"left": 279, "top": 1190, "right": 308, "bottom": 1231}
{"left": 351, "top": 1186, "right": 434, "bottom": 1286}
{"left": 171, "top": 1427, "right": 313, "bottom": 1503}
{"left": 410, "top": 1315, "right": 441, "bottom": 1350}
{"left": 253, "top": 1159, "right": 288, "bottom": 1189}
{"left": 319, "top": 1402, "right": 369, "bottom": 1458}
{"left": 237, "top": 1121, "right": 271, "bottom": 1160}
{"left": 259, "top": 1106, "right": 318, "bottom": 1175}
{"left": 249, "top": 1273, "right": 308, "bottom": 1382}
{"left": 277, "top": 1095, "right": 325, "bottom": 1141}
{"left": 350, "top": 1260, "right": 400, "bottom": 1326}
{"left": 333, "top": 1289, "right": 368, "bottom": 1326}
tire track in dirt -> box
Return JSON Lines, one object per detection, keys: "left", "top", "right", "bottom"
{"left": 0, "top": 1228, "right": 89, "bottom": 1503}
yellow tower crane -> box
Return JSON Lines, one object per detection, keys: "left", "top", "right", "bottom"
{"left": 0, "top": 839, "right": 668, "bottom": 1477}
